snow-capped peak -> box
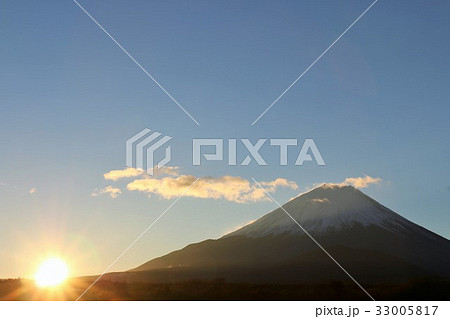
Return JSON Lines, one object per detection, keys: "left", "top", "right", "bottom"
{"left": 227, "top": 184, "right": 411, "bottom": 238}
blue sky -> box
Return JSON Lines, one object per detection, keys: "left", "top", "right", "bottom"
{"left": 1, "top": 0, "right": 449, "bottom": 278}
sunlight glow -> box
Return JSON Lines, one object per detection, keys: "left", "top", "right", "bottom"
{"left": 35, "top": 257, "right": 68, "bottom": 287}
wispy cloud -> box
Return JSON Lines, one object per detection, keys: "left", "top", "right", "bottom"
{"left": 259, "top": 178, "right": 298, "bottom": 190}
{"left": 340, "top": 175, "right": 382, "bottom": 188}
{"left": 104, "top": 166, "right": 179, "bottom": 181}
{"left": 310, "top": 175, "right": 382, "bottom": 190}
{"left": 104, "top": 167, "right": 143, "bottom": 181}
{"left": 91, "top": 186, "right": 122, "bottom": 199}
{"left": 310, "top": 198, "right": 330, "bottom": 203}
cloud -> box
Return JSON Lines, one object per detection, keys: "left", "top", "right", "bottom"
{"left": 126, "top": 175, "right": 297, "bottom": 203}
{"left": 310, "top": 175, "right": 382, "bottom": 190}
{"left": 259, "top": 178, "right": 298, "bottom": 191}
{"left": 29, "top": 188, "right": 37, "bottom": 194}
{"left": 91, "top": 186, "right": 122, "bottom": 199}
{"left": 310, "top": 198, "right": 330, "bottom": 203}
{"left": 153, "top": 166, "right": 180, "bottom": 177}
{"left": 291, "top": 175, "right": 382, "bottom": 200}
{"left": 104, "top": 166, "right": 179, "bottom": 181}
{"left": 104, "top": 168, "right": 143, "bottom": 181}
{"left": 101, "top": 166, "right": 297, "bottom": 203}
{"left": 340, "top": 175, "right": 382, "bottom": 188}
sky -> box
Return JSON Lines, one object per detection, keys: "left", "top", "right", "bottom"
{"left": 1, "top": 0, "right": 449, "bottom": 279}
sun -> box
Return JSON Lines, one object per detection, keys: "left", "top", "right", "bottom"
{"left": 35, "top": 257, "right": 69, "bottom": 287}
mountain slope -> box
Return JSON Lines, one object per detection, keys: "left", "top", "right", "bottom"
{"left": 129, "top": 184, "right": 450, "bottom": 283}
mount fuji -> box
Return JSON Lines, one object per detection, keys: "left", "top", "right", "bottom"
{"left": 123, "top": 184, "right": 450, "bottom": 285}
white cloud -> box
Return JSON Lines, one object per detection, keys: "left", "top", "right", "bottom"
{"left": 259, "top": 178, "right": 298, "bottom": 191}
{"left": 104, "top": 167, "right": 143, "bottom": 181}
{"left": 104, "top": 166, "right": 180, "bottom": 181}
{"left": 339, "top": 175, "right": 382, "bottom": 188}
{"left": 310, "top": 198, "right": 330, "bottom": 203}
{"left": 292, "top": 175, "right": 383, "bottom": 199}
{"left": 91, "top": 186, "right": 122, "bottom": 199}
{"left": 309, "top": 175, "right": 382, "bottom": 191}
{"left": 153, "top": 166, "right": 180, "bottom": 177}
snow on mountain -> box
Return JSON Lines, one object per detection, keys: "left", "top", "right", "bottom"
{"left": 227, "top": 184, "right": 423, "bottom": 237}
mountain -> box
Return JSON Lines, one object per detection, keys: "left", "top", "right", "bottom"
{"left": 125, "top": 184, "right": 450, "bottom": 285}
{"left": 228, "top": 184, "right": 430, "bottom": 237}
